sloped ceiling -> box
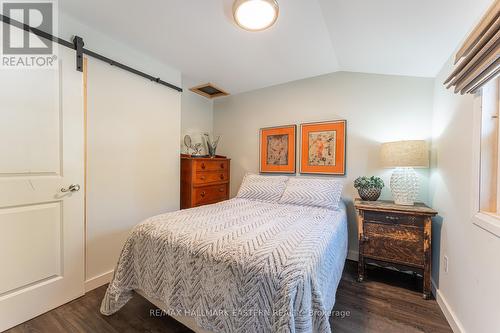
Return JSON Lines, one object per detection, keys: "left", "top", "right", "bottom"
{"left": 60, "top": 0, "right": 493, "bottom": 94}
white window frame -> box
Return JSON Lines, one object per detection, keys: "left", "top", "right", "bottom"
{"left": 471, "top": 77, "right": 500, "bottom": 237}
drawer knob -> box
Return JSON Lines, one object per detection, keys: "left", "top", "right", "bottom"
{"left": 219, "top": 188, "right": 224, "bottom": 192}
{"left": 200, "top": 191, "right": 206, "bottom": 198}
{"left": 200, "top": 176, "right": 206, "bottom": 180}
{"left": 201, "top": 163, "right": 206, "bottom": 170}
{"left": 220, "top": 174, "right": 224, "bottom": 180}
{"left": 220, "top": 163, "right": 224, "bottom": 169}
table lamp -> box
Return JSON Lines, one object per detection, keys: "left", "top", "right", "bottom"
{"left": 380, "top": 140, "right": 429, "bottom": 205}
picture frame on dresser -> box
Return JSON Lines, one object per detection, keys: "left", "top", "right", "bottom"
{"left": 300, "top": 120, "right": 346, "bottom": 175}
{"left": 259, "top": 125, "right": 296, "bottom": 174}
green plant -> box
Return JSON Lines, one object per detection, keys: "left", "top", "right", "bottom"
{"left": 354, "top": 176, "right": 384, "bottom": 190}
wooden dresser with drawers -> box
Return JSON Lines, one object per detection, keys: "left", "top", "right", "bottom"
{"left": 180, "top": 154, "right": 230, "bottom": 209}
{"left": 354, "top": 199, "right": 437, "bottom": 299}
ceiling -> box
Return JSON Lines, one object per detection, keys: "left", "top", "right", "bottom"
{"left": 60, "top": 0, "right": 493, "bottom": 95}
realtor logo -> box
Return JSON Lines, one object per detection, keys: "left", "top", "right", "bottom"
{"left": 1, "top": 1, "right": 57, "bottom": 68}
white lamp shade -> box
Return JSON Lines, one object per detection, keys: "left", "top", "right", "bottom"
{"left": 380, "top": 140, "right": 429, "bottom": 168}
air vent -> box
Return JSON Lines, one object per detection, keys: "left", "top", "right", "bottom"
{"left": 189, "top": 83, "right": 229, "bottom": 99}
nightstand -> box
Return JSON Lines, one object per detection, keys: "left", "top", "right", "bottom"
{"left": 354, "top": 199, "right": 438, "bottom": 299}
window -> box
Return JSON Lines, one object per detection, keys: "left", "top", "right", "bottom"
{"left": 474, "top": 76, "right": 500, "bottom": 236}
{"left": 480, "top": 77, "right": 499, "bottom": 213}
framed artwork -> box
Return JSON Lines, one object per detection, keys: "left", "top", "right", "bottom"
{"left": 260, "top": 125, "right": 296, "bottom": 173}
{"left": 300, "top": 120, "right": 346, "bottom": 175}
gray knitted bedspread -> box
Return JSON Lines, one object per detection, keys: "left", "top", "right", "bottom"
{"left": 101, "top": 198, "right": 347, "bottom": 333}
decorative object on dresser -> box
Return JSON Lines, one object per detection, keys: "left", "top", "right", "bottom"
{"left": 204, "top": 133, "right": 221, "bottom": 158}
{"left": 354, "top": 176, "right": 384, "bottom": 201}
{"left": 183, "top": 134, "right": 205, "bottom": 156}
{"left": 380, "top": 140, "right": 429, "bottom": 205}
{"left": 355, "top": 199, "right": 437, "bottom": 299}
{"left": 260, "top": 125, "right": 296, "bottom": 173}
{"left": 180, "top": 154, "right": 230, "bottom": 209}
{"left": 300, "top": 120, "right": 346, "bottom": 175}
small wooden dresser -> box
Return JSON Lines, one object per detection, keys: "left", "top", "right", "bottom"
{"left": 180, "top": 155, "right": 230, "bottom": 209}
{"left": 354, "top": 199, "right": 437, "bottom": 299}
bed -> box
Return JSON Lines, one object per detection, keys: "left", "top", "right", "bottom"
{"left": 101, "top": 175, "right": 348, "bottom": 333}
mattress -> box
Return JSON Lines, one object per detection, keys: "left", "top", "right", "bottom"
{"left": 101, "top": 198, "right": 348, "bottom": 333}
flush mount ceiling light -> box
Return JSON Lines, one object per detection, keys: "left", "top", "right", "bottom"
{"left": 233, "top": 0, "right": 279, "bottom": 31}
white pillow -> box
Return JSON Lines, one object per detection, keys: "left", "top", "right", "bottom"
{"left": 236, "top": 173, "right": 288, "bottom": 202}
{"left": 279, "top": 177, "right": 343, "bottom": 210}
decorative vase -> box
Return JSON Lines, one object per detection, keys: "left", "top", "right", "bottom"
{"left": 358, "top": 187, "right": 381, "bottom": 201}
{"left": 204, "top": 134, "right": 221, "bottom": 158}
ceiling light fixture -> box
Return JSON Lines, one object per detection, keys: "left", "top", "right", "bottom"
{"left": 233, "top": 0, "right": 279, "bottom": 32}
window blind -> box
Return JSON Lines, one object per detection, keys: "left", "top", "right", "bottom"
{"left": 445, "top": 0, "right": 500, "bottom": 94}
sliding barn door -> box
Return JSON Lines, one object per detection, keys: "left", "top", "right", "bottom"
{"left": 85, "top": 56, "right": 180, "bottom": 288}
{"left": 0, "top": 46, "right": 85, "bottom": 331}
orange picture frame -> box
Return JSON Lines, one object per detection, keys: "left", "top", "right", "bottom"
{"left": 260, "top": 125, "right": 296, "bottom": 173}
{"left": 300, "top": 120, "right": 346, "bottom": 175}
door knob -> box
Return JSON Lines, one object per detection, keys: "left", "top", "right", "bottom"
{"left": 61, "top": 184, "right": 81, "bottom": 193}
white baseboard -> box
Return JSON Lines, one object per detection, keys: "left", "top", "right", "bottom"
{"left": 435, "top": 288, "right": 466, "bottom": 333}
{"left": 84, "top": 270, "right": 114, "bottom": 293}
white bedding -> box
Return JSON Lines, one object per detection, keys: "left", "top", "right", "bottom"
{"left": 101, "top": 198, "right": 348, "bottom": 333}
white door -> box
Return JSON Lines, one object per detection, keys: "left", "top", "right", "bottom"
{"left": 0, "top": 46, "right": 85, "bottom": 331}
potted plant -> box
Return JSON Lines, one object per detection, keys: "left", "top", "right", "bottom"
{"left": 354, "top": 176, "right": 385, "bottom": 201}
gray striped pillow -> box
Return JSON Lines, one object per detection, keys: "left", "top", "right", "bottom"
{"left": 279, "top": 177, "right": 343, "bottom": 210}
{"left": 236, "top": 173, "right": 288, "bottom": 202}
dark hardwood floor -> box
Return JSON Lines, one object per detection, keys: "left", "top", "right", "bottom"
{"left": 6, "top": 261, "right": 452, "bottom": 333}
{"left": 330, "top": 262, "right": 451, "bottom": 333}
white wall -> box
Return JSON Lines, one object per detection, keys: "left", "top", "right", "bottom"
{"left": 59, "top": 12, "right": 181, "bottom": 89}
{"left": 85, "top": 56, "right": 181, "bottom": 287}
{"left": 430, "top": 58, "right": 500, "bottom": 333}
{"left": 213, "top": 71, "right": 435, "bottom": 258}
{"left": 181, "top": 77, "right": 213, "bottom": 154}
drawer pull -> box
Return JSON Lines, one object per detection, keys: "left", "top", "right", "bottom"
{"left": 201, "top": 163, "right": 206, "bottom": 170}
{"left": 219, "top": 188, "right": 224, "bottom": 192}
{"left": 200, "top": 191, "right": 206, "bottom": 198}
{"left": 220, "top": 163, "right": 225, "bottom": 169}
{"left": 220, "top": 174, "right": 224, "bottom": 180}
{"left": 361, "top": 235, "right": 369, "bottom": 242}
{"left": 386, "top": 216, "right": 399, "bottom": 221}
{"left": 200, "top": 176, "right": 206, "bottom": 180}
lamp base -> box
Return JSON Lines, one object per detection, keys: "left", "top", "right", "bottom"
{"left": 390, "top": 167, "right": 419, "bottom": 206}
